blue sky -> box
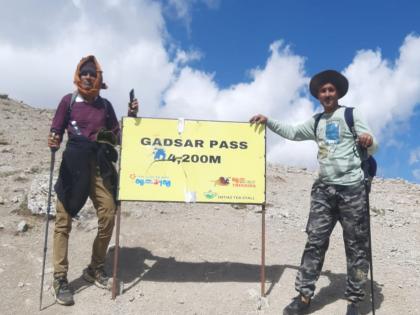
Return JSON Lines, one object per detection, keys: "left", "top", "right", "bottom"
{"left": 170, "top": 0, "right": 419, "bottom": 85}
{"left": 0, "top": 0, "right": 419, "bottom": 182}
{"left": 164, "top": 0, "right": 420, "bottom": 182}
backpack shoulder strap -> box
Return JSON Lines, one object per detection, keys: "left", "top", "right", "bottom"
{"left": 100, "top": 97, "right": 112, "bottom": 129}
{"left": 344, "top": 106, "right": 357, "bottom": 140}
{"left": 64, "top": 91, "right": 78, "bottom": 127}
{"left": 313, "top": 112, "right": 323, "bottom": 138}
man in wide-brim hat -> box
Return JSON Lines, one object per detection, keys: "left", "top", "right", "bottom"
{"left": 250, "top": 70, "right": 378, "bottom": 315}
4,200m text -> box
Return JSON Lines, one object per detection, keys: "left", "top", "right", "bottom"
{"left": 166, "top": 154, "right": 221, "bottom": 164}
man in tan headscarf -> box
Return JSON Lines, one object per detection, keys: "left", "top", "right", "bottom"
{"left": 48, "top": 55, "right": 138, "bottom": 305}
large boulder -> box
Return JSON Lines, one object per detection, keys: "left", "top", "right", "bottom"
{"left": 27, "top": 174, "right": 58, "bottom": 215}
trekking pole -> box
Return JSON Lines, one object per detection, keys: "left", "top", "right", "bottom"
{"left": 365, "top": 179, "right": 375, "bottom": 315}
{"left": 39, "top": 144, "right": 57, "bottom": 311}
{"left": 361, "top": 148, "right": 375, "bottom": 315}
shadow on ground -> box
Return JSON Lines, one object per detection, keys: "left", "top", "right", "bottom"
{"left": 105, "top": 246, "right": 284, "bottom": 296}
{"left": 103, "top": 246, "right": 384, "bottom": 314}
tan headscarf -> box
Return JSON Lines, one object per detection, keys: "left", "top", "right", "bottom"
{"left": 73, "top": 55, "right": 107, "bottom": 102}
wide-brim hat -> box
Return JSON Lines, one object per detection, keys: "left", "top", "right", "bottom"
{"left": 309, "top": 70, "right": 348, "bottom": 99}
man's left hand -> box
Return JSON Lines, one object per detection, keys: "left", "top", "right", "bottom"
{"left": 358, "top": 133, "right": 373, "bottom": 148}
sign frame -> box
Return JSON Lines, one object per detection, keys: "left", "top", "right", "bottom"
{"left": 112, "top": 116, "right": 268, "bottom": 299}
{"left": 117, "top": 117, "right": 266, "bottom": 205}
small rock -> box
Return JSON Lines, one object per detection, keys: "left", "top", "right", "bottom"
{"left": 0, "top": 197, "right": 4, "bottom": 204}
{"left": 27, "top": 165, "right": 41, "bottom": 174}
{"left": 17, "top": 221, "right": 28, "bottom": 233}
{"left": 256, "top": 296, "right": 269, "bottom": 310}
{"left": 1, "top": 147, "right": 13, "bottom": 153}
{"left": 14, "top": 173, "right": 28, "bottom": 182}
{"left": 280, "top": 211, "right": 290, "bottom": 218}
{"left": 247, "top": 288, "right": 258, "bottom": 299}
{"left": 119, "top": 280, "right": 125, "bottom": 294}
{"left": 18, "top": 282, "right": 25, "bottom": 288}
{"left": 231, "top": 204, "right": 247, "bottom": 210}
{"left": 129, "top": 296, "right": 135, "bottom": 302}
{"left": 12, "top": 196, "right": 19, "bottom": 203}
{"left": 0, "top": 223, "right": 4, "bottom": 230}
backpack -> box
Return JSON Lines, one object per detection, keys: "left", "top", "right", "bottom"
{"left": 314, "top": 106, "right": 377, "bottom": 184}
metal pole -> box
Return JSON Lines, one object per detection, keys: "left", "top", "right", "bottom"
{"left": 39, "top": 149, "right": 56, "bottom": 311}
{"left": 261, "top": 204, "right": 266, "bottom": 297}
{"left": 112, "top": 201, "right": 122, "bottom": 299}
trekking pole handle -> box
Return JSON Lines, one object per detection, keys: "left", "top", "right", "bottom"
{"left": 49, "top": 132, "right": 59, "bottom": 152}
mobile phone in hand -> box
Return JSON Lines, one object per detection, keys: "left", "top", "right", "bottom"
{"left": 129, "top": 89, "right": 135, "bottom": 109}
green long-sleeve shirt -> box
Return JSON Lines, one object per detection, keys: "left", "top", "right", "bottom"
{"left": 267, "top": 106, "right": 378, "bottom": 185}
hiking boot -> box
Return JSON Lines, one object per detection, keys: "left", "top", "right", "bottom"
{"left": 83, "top": 266, "right": 111, "bottom": 289}
{"left": 346, "top": 302, "right": 360, "bottom": 315}
{"left": 283, "top": 295, "right": 311, "bottom": 315}
{"left": 52, "top": 277, "right": 74, "bottom": 306}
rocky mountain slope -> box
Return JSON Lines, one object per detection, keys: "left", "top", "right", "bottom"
{"left": 0, "top": 96, "right": 419, "bottom": 314}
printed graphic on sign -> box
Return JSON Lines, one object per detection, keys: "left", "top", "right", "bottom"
{"left": 118, "top": 117, "right": 265, "bottom": 204}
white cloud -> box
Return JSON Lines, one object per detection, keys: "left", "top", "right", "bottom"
{"left": 174, "top": 49, "right": 202, "bottom": 65}
{"left": 0, "top": 0, "right": 176, "bottom": 117}
{"left": 409, "top": 148, "right": 420, "bottom": 165}
{"left": 342, "top": 34, "right": 420, "bottom": 143}
{"left": 1, "top": 1, "right": 420, "bottom": 174}
{"left": 159, "top": 41, "right": 318, "bottom": 168}
{"left": 413, "top": 169, "right": 420, "bottom": 181}
{"left": 167, "top": 0, "right": 220, "bottom": 18}
{"left": 164, "top": 0, "right": 220, "bottom": 32}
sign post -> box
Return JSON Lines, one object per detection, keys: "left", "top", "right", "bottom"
{"left": 113, "top": 117, "right": 266, "bottom": 298}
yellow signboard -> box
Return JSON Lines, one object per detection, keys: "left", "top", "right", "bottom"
{"left": 118, "top": 117, "right": 265, "bottom": 204}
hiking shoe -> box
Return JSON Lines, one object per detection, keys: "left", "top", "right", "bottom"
{"left": 52, "top": 277, "right": 74, "bottom": 306}
{"left": 83, "top": 266, "right": 111, "bottom": 289}
{"left": 283, "top": 295, "right": 311, "bottom": 315}
{"left": 346, "top": 302, "right": 360, "bottom": 315}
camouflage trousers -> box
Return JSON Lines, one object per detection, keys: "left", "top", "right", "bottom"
{"left": 295, "top": 179, "right": 370, "bottom": 303}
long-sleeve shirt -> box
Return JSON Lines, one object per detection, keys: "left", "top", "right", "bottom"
{"left": 50, "top": 93, "right": 120, "bottom": 142}
{"left": 267, "top": 106, "right": 378, "bottom": 185}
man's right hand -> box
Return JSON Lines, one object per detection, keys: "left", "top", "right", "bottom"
{"left": 48, "top": 133, "right": 61, "bottom": 150}
{"left": 128, "top": 98, "right": 139, "bottom": 117}
{"left": 249, "top": 114, "right": 268, "bottom": 125}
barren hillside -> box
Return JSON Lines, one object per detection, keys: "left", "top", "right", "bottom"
{"left": 0, "top": 96, "right": 419, "bottom": 315}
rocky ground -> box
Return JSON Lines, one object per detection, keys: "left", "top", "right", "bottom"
{"left": 0, "top": 96, "right": 419, "bottom": 314}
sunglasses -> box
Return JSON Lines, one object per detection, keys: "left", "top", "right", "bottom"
{"left": 80, "top": 70, "right": 97, "bottom": 77}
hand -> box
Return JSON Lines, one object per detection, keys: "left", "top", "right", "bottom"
{"left": 249, "top": 114, "right": 268, "bottom": 125}
{"left": 128, "top": 98, "right": 139, "bottom": 117}
{"left": 48, "top": 132, "right": 61, "bottom": 149}
{"left": 357, "top": 133, "right": 373, "bottom": 148}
